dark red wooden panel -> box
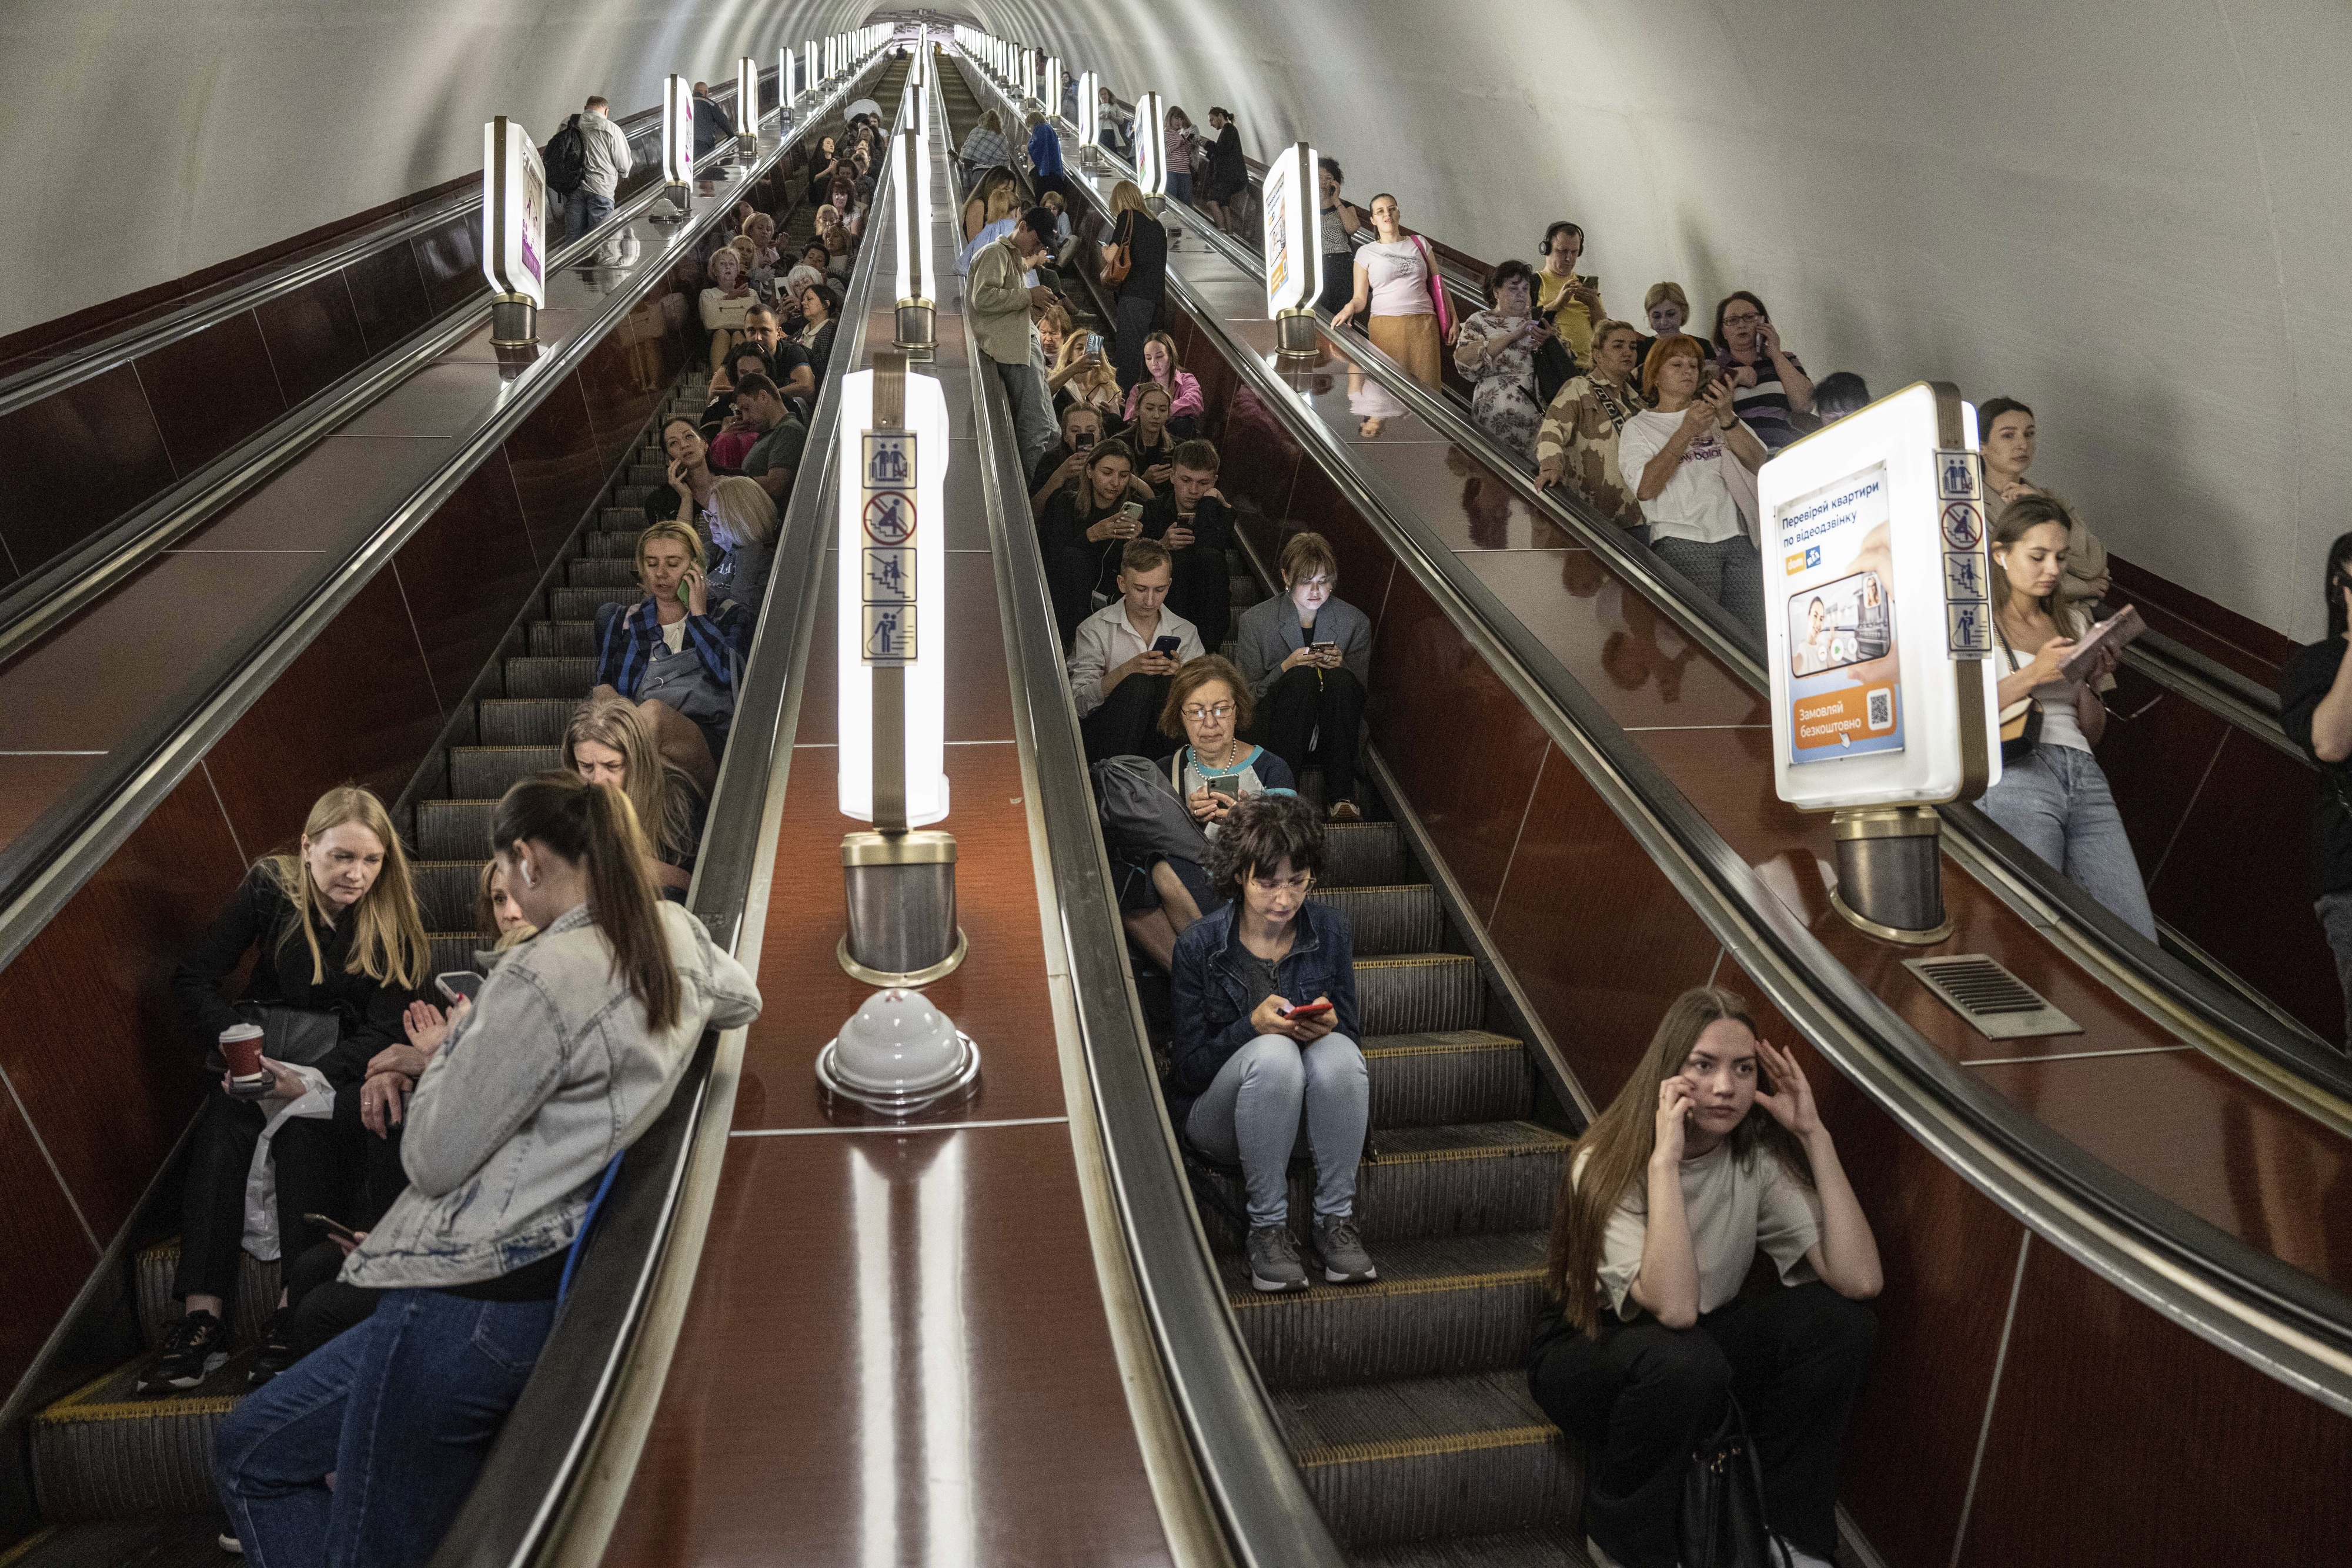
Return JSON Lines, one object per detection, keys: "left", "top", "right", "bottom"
{"left": 135, "top": 310, "right": 289, "bottom": 473}
{"left": 255, "top": 272, "right": 372, "bottom": 405}
{"left": 0, "top": 364, "right": 177, "bottom": 574}
{"left": 0, "top": 1085, "right": 99, "bottom": 1400}
{"left": 411, "top": 219, "right": 486, "bottom": 316}
{"left": 343, "top": 242, "right": 435, "bottom": 353}
{"left": 502, "top": 373, "right": 606, "bottom": 566}
{"left": 393, "top": 454, "right": 540, "bottom": 720}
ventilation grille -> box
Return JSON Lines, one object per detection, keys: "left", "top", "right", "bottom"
{"left": 1902, "top": 955, "right": 2083, "bottom": 1040}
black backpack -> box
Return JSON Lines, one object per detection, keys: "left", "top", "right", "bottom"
{"left": 543, "top": 115, "right": 589, "bottom": 196}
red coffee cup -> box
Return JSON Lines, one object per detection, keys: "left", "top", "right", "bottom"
{"left": 220, "top": 1024, "right": 266, "bottom": 1083}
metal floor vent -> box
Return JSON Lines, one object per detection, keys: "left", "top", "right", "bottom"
{"left": 1902, "top": 955, "right": 2082, "bottom": 1041}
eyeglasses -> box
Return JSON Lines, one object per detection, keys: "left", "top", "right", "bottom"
{"left": 1721, "top": 312, "right": 1764, "bottom": 326}
{"left": 1180, "top": 703, "right": 1236, "bottom": 721}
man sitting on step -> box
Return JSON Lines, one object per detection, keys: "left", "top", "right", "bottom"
{"left": 1068, "top": 539, "right": 1202, "bottom": 765}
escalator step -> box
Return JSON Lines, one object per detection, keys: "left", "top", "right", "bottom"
{"left": 1349, "top": 1524, "right": 1596, "bottom": 1567}
{"left": 600, "top": 507, "right": 646, "bottom": 531}
{"left": 479, "top": 698, "right": 575, "bottom": 746}
{"left": 567, "top": 557, "right": 639, "bottom": 588}
{"left": 1197, "top": 1122, "right": 1568, "bottom": 1250}
{"left": 1358, "top": 954, "right": 1481, "bottom": 1036}
{"left": 615, "top": 485, "right": 656, "bottom": 509}
{"left": 1314, "top": 884, "right": 1441, "bottom": 955}
{"left": 415, "top": 861, "right": 486, "bottom": 931}
{"left": 1364, "top": 1029, "right": 1535, "bottom": 1128}
{"left": 0, "top": 1513, "right": 238, "bottom": 1568}
{"left": 529, "top": 620, "right": 599, "bottom": 657}
{"left": 449, "top": 745, "right": 560, "bottom": 798}
{"left": 549, "top": 586, "right": 638, "bottom": 621}
{"left": 1230, "top": 574, "right": 1261, "bottom": 608}
{"left": 503, "top": 657, "right": 598, "bottom": 701}
{"left": 584, "top": 530, "right": 640, "bottom": 558}
{"left": 1324, "top": 822, "right": 1407, "bottom": 888}
{"left": 132, "top": 1242, "right": 278, "bottom": 1353}
{"left": 628, "top": 463, "right": 667, "bottom": 487}
{"left": 1277, "top": 1369, "right": 1578, "bottom": 1546}
{"left": 1222, "top": 1231, "right": 1547, "bottom": 1388}
{"left": 417, "top": 799, "right": 495, "bottom": 860}
{"left": 31, "top": 1354, "right": 255, "bottom": 1522}
{"left": 432, "top": 934, "right": 485, "bottom": 976}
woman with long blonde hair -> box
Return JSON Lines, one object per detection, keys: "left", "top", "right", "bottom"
{"left": 152, "top": 786, "right": 429, "bottom": 1392}
{"left": 562, "top": 693, "right": 706, "bottom": 895}
{"left": 1529, "top": 988, "right": 1880, "bottom": 1568}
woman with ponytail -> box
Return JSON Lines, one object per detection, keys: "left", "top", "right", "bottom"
{"left": 1528, "top": 988, "right": 1880, "bottom": 1568}
{"left": 217, "top": 773, "right": 761, "bottom": 1566}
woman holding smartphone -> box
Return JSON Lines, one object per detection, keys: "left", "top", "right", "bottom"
{"left": 1039, "top": 438, "right": 1145, "bottom": 641}
{"left": 1455, "top": 259, "right": 1553, "bottom": 460}
{"left": 644, "top": 418, "right": 741, "bottom": 536}
{"left": 151, "top": 787, "right": 429, "bottom": 1395}
{"left": 1167, "top": 794, "right": 1372, "bottom": 1295}
{"left": 1126, "top": 383, "right": 1181, "bottom": 496}
{"left": 1051, "top": 329, "right": 1124, "bottom": 433}
{"left": 218, "top": 771, "right": 763, "bottom": 1567}
{"left": 1235, "top": 532, "right": 1373, "bottom": 823}
{"left": 1528, "top": 988, "right": 1880, "bottom": 1568}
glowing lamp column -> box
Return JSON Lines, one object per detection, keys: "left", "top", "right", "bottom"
{"left": 1045, "top": 57, "right": 1063, "bottom": 119}
{"left": 837, "top": 355, "right": 963, "bottom": 984}
{"left": 1261, "top": 142, "right": 1323, "bottom": 355}
{"left": 892, "top": 123, "right": 936, "bottom": 353}
{"left": 736, "top": 56, "right": 759, "bottom": 162}
{"left": 1135, "top": 92, "right": 1167, "bottom": 202}
{"left": 804, "top": 42, "right": 818, "bottom": 99}
{"left": 1077, "top": 71, "right": 1101, "bottom": 167}
{"left": 480, "top": 116, "right": 547, "bottom": 354}
{"left": 1020, "top": 48, "right": 1037, "bottom": 106}
{"left": 779, "top": 46, "right": 797, "bottom": 123}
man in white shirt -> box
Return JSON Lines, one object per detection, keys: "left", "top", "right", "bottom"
{"left": 1068, "top": 539, "right": 1204, "bottom": 763}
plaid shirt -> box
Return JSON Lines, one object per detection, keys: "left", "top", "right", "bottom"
{"left": 593, "top": 596, "right": 755, "bottom": 700}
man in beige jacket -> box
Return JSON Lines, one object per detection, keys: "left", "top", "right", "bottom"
{"left": 969, "top": 206, "right": 1060, "bottom": 473}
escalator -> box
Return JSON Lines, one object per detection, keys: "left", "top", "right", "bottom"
{"left": 0, "top": 49, "right": 903, "bottom": 1563}
{"left": 950, "top": 46, "right": 2352, "bottom": 1568}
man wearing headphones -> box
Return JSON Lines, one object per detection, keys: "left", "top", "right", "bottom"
{"left": 1534, "top": 220, "right": 1606, "bottom": 406}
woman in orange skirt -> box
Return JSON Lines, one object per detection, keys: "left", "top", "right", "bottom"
{"left": 1331, "top": 193, "right": 1454, "bottom": 391}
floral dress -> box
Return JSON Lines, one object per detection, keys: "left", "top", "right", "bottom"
{"left": 1454, "top": 309, "right": 1545, "bottom": 460}
{"left": 1536, "top": 374, "right": 1648, "bottom": 530}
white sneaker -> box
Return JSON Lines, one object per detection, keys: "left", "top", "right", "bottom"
{"left": 1775, "top": 1538, "right": 1836, "bottom": 1568}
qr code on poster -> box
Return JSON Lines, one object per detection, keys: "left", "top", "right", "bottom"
{"left": 1866, "top": 689, "right": 1893, "bottom": 730}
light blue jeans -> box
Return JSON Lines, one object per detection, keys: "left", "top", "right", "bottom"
{"left": 1186, "top": 1034, "right": 1369, "bottom": 1227}
{"left": 1979, "top": 742, "right": 2157, "bottom": 940}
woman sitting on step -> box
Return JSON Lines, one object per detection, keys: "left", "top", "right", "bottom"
{"left": 1166, "top": 793, "right": 1375, "bottom": 1295}
{"left": 592, "top": 521, "right": 756, "bottom": 795}
{"left": 564, "top": 692, "right": 707, "bottom": 898}
{"left": 1528, "top": 987, "right": 1881, "bottom": 1568}
{"left": 146, "top": 786, "right": 429, "bottom": 1395}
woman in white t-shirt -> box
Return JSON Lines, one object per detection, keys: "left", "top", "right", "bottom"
{"left": 1615, "top": 334, "right": 1769, "bottom": 637}
{"left": 1330, "top": 194, "right": 1453, "bottom": 390}
{"left": 1529, "top": 988, "right": 1880, "bottom": 1568}
{"left": 1985, "top": 495, "right": 2154, "bottom": 938}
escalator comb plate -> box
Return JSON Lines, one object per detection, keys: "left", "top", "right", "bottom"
{"left": 1902, "top": 955, "right": 2082, "bottom": 1039}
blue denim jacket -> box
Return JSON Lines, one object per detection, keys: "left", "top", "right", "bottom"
{"left": 1167, "top": 899, "right": 1358, "bottom": 1126}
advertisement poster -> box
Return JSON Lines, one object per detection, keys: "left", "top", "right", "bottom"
{"left": 1263, "top": 158, "right": 1292, "bottom": 303}
{"left": 516, "top": 137, "right": 545, "bottom": 296}
{"left": 1777, "top": 462, "right": 1902, "bottom": 765}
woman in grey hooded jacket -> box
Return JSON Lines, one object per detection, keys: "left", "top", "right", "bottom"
{"left": 216, "top": 771, "right": 761, "bottom": 1568}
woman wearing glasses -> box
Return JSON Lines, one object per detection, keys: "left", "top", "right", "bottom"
{"left": 1709, "top": 290, "right": 1814, "bottom": 452}
{"left": 1167, "top": 793, "right": 1373, "bottom": 1295}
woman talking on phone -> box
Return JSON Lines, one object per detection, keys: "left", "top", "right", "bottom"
{"left": 1528, "top": 988, "right": 1880, "bottom": 1568}
{"left": 643, "top": 418, "right": 740, "bottom": 535}
{"left": 149, "top": 786, "right": 429, "bottom": 1395}
{"left": 592, "top": 521, "right": 755, "bottom": 795}
{"left": 1983, "top": 495, "right": 2155, "bottom": 937}
{"left": 1235, "top": 532, "right": 1372, "bottom": 823}
{"left": 1167, "top": 794, "right": 1371, "bottom": 1295}
{"left": 217, "top": 771, "right": 763, "bottom": 1567}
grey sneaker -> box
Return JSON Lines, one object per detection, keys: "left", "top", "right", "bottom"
{"left": 1312, "top": 1215, "right": 1377, "bottom": 1283}
{"left": 1246, "top": 1224, "right": 1308, "bottom": 1292}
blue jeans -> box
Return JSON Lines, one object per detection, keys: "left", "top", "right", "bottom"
{"left": 1979, "top": 742, "right": 2157, "bottom": 940}
{"left": 1185, "top": 1033, "right": 1369, "bottom": 1226}
{"left": 563, "top": 188, "right": 613, "bottom": 243}
{"left": 993, "top": 357, "right": 1057, "bottom": 479}
{"left": 217, "top": 1288, "right": 557, "bottom": 1568}
{"left": 1167, "top": 170, "right": 1194, "bottom": 203}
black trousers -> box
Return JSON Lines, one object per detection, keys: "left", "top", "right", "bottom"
{"left": 1527, "top": 1282, "right": 1876, "bottom": 1568}
{"left": 270, "top": 1079, "right": 410, "bottom": 1259}
{"left": 1049, "top": 540, "right": 1120, "bottom": 646}
{"left": 280, "top": 1239, "right": 382, "bottom": 1362}
{"left": 1166, "top": 544, "right": 1231, "bottom": 656}
{"left": 1082, "top": 674, "right": 1178, "bottom": 766}
{"left": 1254, "top": 664, "right": 1365, "bottom": 806}
{"left": 173, "top": 1086, "right": 352, "bottom": 1313}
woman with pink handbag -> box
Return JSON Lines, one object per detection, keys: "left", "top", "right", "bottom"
{"left": 1330, "top": 193, "right": 1455, "bottom": 390}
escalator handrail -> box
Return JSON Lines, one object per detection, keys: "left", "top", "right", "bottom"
{"left": 938, "top": 59, "right": 1345, "bottom": 1568}
{"left": 990, "top": 73, "right": 2352, "bottom": 1411}
{"left": 0, "top": 59, "right": 888, "bottom": 985}
{"left": 1100, "top": 144, "right": 2352, "bottom": 1115}
{"left": 422, "top": 59, "right": 907, "bottom": 1568}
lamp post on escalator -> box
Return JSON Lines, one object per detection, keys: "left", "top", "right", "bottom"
{"left": 1261, "top": 142, "right": 1321, "bottom": 358}
{"left": 1077, "top": 70, "right": 1102, "bottom": 169}
{"left": 892, "top": 120, "right": 937, "bottom": 356}
{"left": 1135, "top": 92, "right": 1167, "bottom": 207}
{"left": 480, "top": 116, "right": 545, "bottom": 369}
{"left": 736, "top": 56, "right": 759, "bottom": 163}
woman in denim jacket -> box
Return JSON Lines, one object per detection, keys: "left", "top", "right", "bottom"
{"left": 1167, "top": 794, "right": 1374, "bottom": 1295}
{"left": 216, "top": 773, "right": 762, "bottom": 1567}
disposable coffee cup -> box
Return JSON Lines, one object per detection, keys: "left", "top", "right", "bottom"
{"left": 220, "top": 1025, "right": 269, "bottom": 1097}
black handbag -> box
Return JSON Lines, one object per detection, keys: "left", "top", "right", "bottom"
{"left": 1993, "top": 621, "right": 2042, "bottom": 763}
{"left": 1678, "top": 1395, "right": 1792, "bottom": 1568}
{"left": 202, "top": 1002, "right": 346, "bottom": 1075}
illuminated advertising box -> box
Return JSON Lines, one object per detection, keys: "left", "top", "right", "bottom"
{"left": 1261, "top": 142, "right": 1319, "bottom": 316}
{"left": 481, "top": 116, "right": 546, "bottom": 307}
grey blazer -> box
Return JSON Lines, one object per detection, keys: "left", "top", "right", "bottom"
{"left": 1233, "top": 593, "right": 1372, "bottom": 700}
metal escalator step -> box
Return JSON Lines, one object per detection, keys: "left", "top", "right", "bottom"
{"left": 449, "top": 745, "right": 560, "bottom": 798}
{"left": 584, "top": 529, "right": 640, "bottom": 557}
{"left": 568, "top": 557, "right": 639, "bottom": 588}
{"left": 1230, "top": 574, "right": 1261, "bottom": 607}
{"left": 1276, "top": 1369, "right": 1579, "bottom": 1546}
{"left": 1364, "top": 1030, "right": 1534, "bottom": 1128}
{"left": 479, "top": 698, "right": 575, "bottom": 747}
{"left": 529, "top": 620, "right": 599, "bottom": 657}
{"left": 1223, "top": 1232, "right": 1548, "bottom": 1388}
{"left": 1200, "top": 1122, "right": 1569, "bottom": 1249}
{"left": 1314, "top": 884, "right": 1441, "bottom": 956}
{"left": 417, "top": 799, "right": 495, "bottom": 860}
{"left": 414, "top": 861, "right": 485, "bottom": 930}
{"left": 1324, "top": 821, "right": 1407, "bottom": 888}
{"left": 627, "top": 463, "right": 666, "bottom": 487}
{"left": 549, "top": 586, "right": 637, "bottom": 621}
{"left": 1358, "top": 954, "right": 1481, "bottom": 1036}
{"left": 1350, "top": 1523, "right": 1597, "bottom": 1567}
{"left": 31, "top": 1355, "right": 255, "bottom": 1522}
{"left": 431, "top": 933, "right": 482, "bottom": 975}
{"left": 503, "top": 657, "right": 598, "bottom": 701}
{"left": 615, "top": 484, "right": 656, "bottom": 509}
{"left": 0, "top": 1513, "right": 239, "bottom": 1567}
{"left": 599, "top": 506, "right": 644, "bottom": 531}
{"left": 132, "top": 1242, "right": 278, "bottom": 1353}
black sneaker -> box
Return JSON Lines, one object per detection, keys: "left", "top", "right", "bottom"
{"left": 1311, "top": 1215, "right": 1377, "bottom": 1283}
{"left": 138, "top": 1309, "right": 228, "bottom": 1393}
{"left": 246, "top": 1306, "right": 298, "bottom": 1389}
{"left": 1246, "top": 1224, "right": 1308, "bottom": 1292}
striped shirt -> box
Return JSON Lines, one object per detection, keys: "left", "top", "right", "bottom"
{"left": 593, "top": 596, "right": 755, "bottom": 701}
{"left": 1718, "top": 347, "right": 1807, "bottom": 450}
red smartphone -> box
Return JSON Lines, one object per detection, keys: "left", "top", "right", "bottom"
{"left": 1281, "top": 1000, "right": 1334, "bottom": 1021}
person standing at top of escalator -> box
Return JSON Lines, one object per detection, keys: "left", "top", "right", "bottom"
{"left": 2278, "top": 531, "right": 2352, "bottom": 1053}
{"left": 1199, "top": 108, "right": 1249, "bottom": 235}
{"left": 1529, "top": 987, "right": 1880, "bottom": 1568}
{"left": 690, "top": 81, "right": 734, "bottom": 161}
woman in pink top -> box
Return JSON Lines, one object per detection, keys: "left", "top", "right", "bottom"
{"left": 1164, "top": 105, "right": 1200, "bottom": 205}
{"left": 1331, "top": 194, "right": 1455, "bottom": 390}
{"left": 1121, "top": 332, "right": 1206, "bottom": 437}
